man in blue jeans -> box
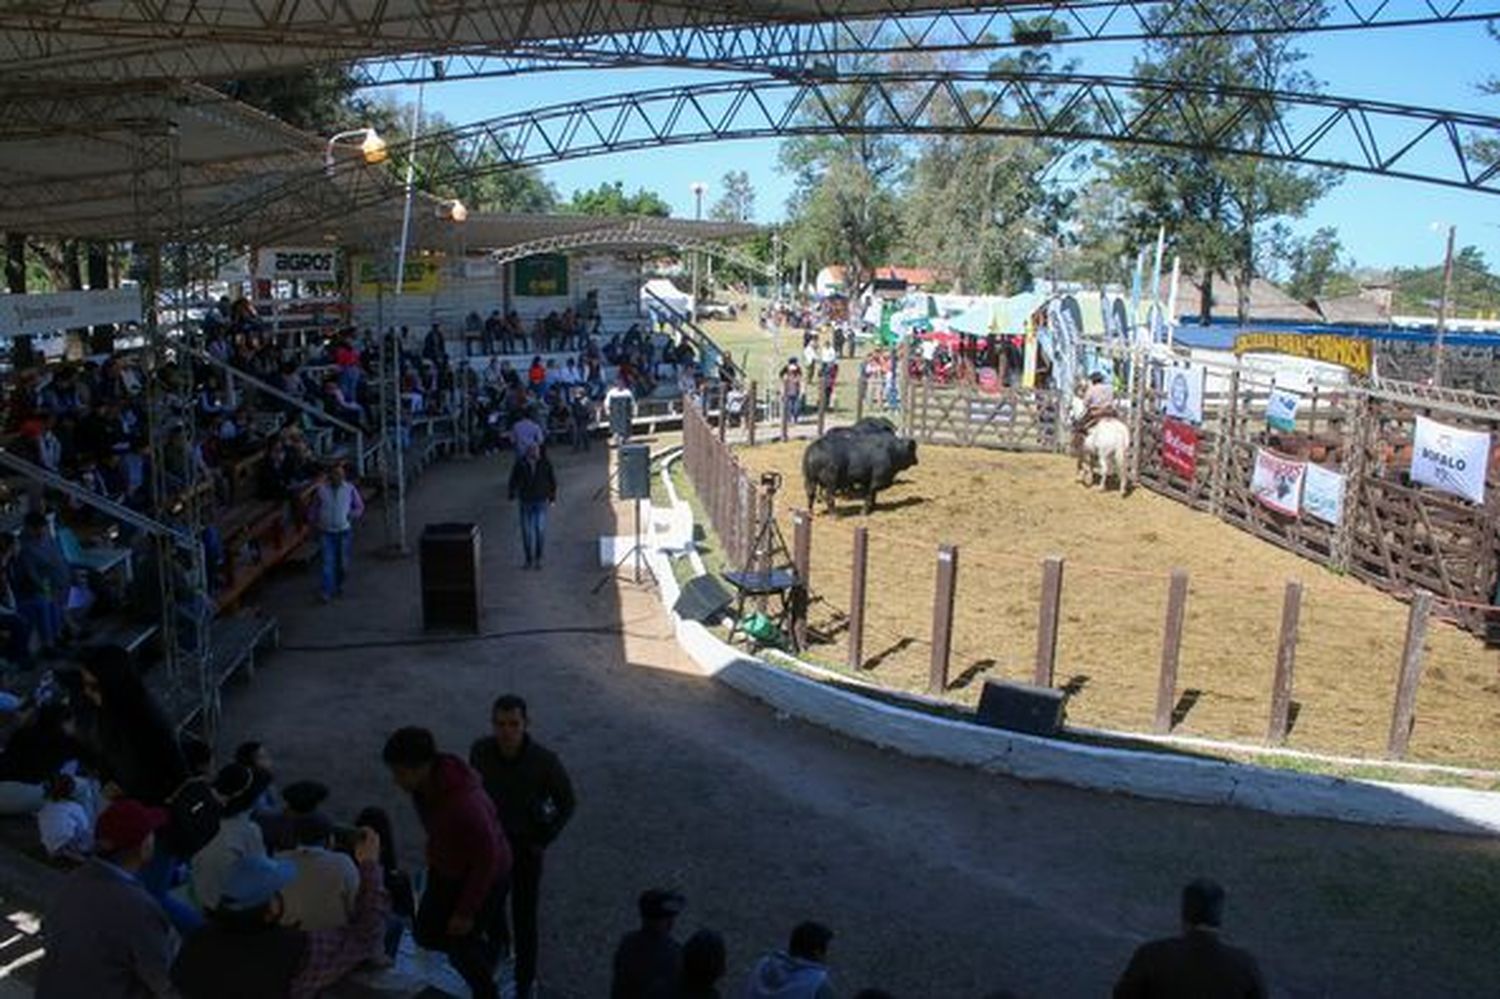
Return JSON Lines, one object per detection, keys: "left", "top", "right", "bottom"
{"left": 507, "top": 444, "right": 556, "bottom": 570}
{"left": 308, "top": 462, "right": 365, "bottom": 602}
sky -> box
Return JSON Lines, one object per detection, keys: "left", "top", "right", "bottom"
{"left": 389, "top": 18, "right": 1500, "bottom": 272}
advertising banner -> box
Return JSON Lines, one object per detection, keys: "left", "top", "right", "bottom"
{"left": 255, "top": 247, "right": 341, "bottom": 282}
{"left": 1302, "top": 463, "right": 1345, "bottom": 525}
{"left": 0, "top": 288, "right": 141, "bottom": 336}
{"left": 1266, "top": 388, "right": 1300, "bottom": 432}
{"left": 1411, "top": 415, "right": 1490, "bottom": 505}
{"left": 353, "top": 257, "right": 441, "bottom": 297}
{"left": 1161, "top": 419, "right": 1199, "bottom": 479}
{"left": 1251, "top": 448, "right": 1306, "bottom": 517}
{"left": 1163, "top": 364, "right": 1205, "bottom": 425}
{"left": 1233, "top": 331, "right": 1371, "bottom": 376}
{"left": 514, "top": 254, "right": 569, "bottom": 297}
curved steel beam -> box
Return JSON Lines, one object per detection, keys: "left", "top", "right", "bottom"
{"left": 158, "top": 69, "right": 1500, "bottom": 255}
{"left": 488, "top": 221, "right": 773, "bottom": 278}
{"left": 353, "top": 1, "right": 1500, "bottom": 86}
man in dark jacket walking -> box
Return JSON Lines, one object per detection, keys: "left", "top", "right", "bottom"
{"left": 470, "top": 694, "right": 576, "bottom": 999}
{"left": 508, "top": 443, "right": 557, "bottom": 570}
{"left": 1113, "top": 878, "right": 1267, "bottom": 999}
{"left": 383, "top": 726, "right": 512, "bottom": 999}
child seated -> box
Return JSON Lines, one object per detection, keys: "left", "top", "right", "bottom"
{"left": 37, "top": 771, "right": 98, "bottom": 861}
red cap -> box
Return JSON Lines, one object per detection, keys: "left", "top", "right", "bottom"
{"left": 94, "top": 800, "right": 169, "bottom": 854}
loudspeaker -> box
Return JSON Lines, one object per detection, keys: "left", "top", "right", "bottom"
{"left": 608, "top": 394, "right": 634, "bottom": 440}
{"left": 975, "top": 679, "right": 1066, "bottom": 737}
{"left": 419, "top": 522, "right": 482, "bottom": 632}
{"left": 672, "top": 574, "right": 734, "bottom": 623}
{"left": 617, "top": 444, "right": 651, "bottom": 500}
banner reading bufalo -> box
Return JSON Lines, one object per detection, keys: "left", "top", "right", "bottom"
{"left": 1161, "top": 418, "right": 1199, "bottom": 479}
{"left": 255, "top": 247, "right": 341, "bottom": 282}
{"left": 1411, "top": 415, "right": 1490, "bottom": 505}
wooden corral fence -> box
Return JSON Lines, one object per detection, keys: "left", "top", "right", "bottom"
{"left": 681, "top": 399, "right": 758, "bottom": 569}
{"left": 903, "top": 353, "right": 1500, "bottom": 635}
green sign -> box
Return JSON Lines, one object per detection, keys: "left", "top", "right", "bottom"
{"left": 513, "top": 254, "right": 569, "bottom": 297}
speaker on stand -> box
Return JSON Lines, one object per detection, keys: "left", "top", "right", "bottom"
{"left": 594, "top": 444, "right": 657, "bottom": 592}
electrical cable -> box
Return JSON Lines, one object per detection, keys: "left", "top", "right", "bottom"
{"left": 277, "top": 619, "right": 664, "bottom": 654}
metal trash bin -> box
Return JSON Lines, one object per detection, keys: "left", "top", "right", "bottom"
{"left": 420, "top": 522, "right": 482, "bottom": 632}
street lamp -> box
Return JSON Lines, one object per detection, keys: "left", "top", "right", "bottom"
{"left": 690, "top": 181, "right": 707, "bottom": 322}
{"left": 323, "top": 127, "right": 387, "bottom": 175}
{"left": 437, "top": 199, "right": 468, "bottom": 223}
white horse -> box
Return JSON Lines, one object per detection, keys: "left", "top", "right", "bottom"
{"left": 1068, "top": 396, "right": 1130, "bottom": 495}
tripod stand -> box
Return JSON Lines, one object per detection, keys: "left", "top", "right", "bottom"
{"left": 592, "top": 445, "right": 658, "bottom": 593}
{"left": 723, "top": 472, "right": 803, "bottom": 649}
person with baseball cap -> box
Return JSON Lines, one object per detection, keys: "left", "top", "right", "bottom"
{"left": 171, "top": 826, "right": 389, "bottom": 999}
{"left": 37, "top": 799, "right": 173, "bottom": 998}
{"left": 610, "top": 888, "right": 686, "bottom": 999}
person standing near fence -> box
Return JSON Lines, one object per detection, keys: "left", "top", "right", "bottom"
{"left": 780, "top": 358, "right": 803, "bottom": 432}
{"left": 508, "top": 444, "right": 557, "bottom": 571}
{"left": 308, "top": 461, "right": 364, "bottom": 603}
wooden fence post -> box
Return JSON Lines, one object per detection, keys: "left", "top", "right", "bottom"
{"left": 718, "top": 385, "right": 727, "bottom": 443}
{"left": 929, "top": 544, "right": 959, "bottom": 694}
{"left": 780, "top": 383, "right": 790, "bottom": 442}
{"left": 816, "top": 371, "right": 828, "bottom": 437}
{"left": 1267, "top": 580, "right": 1302, "bottom": 745}
{"left": 855, "top": 365, "right": 866, "bottom": 422}
{"left": 791, "top": 509, "right": 811, "bottom": 649}
{"left": 1387, "top": 590, "right": 1433, "bottom": 759}
{"left": 1154, "top": 569, "right": 1190, "bottom": 734}
{"left": 747, "top": 379, "right": 758, "bottom": 446}
{"left": 1033, "top": 556, "right": 1065, "bottom": 688}
{"left": 848, "top": 526, "right": 868, "bottom": 671}
{"left": 1209, "top": 368, "right": 1239, "bottom": 517}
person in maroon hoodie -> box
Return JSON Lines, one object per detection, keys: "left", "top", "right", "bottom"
{"left": 383, "top": 726, "right": 512, "bottom": 999}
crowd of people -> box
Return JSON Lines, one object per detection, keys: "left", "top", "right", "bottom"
{"left": 9, "top": 646, "right": 1270, "bottom": 997}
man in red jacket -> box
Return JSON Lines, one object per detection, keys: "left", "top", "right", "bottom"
{"left": 383, "top": 726, "right": 512, "bottom": 999}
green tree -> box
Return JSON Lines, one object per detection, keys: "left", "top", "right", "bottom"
{"left": 1108, "top": 2, "right": 1338, "bottom": 321}
{"left": 216, "top": 68, "right": 362, "bottom": 135}
{"left": 710, "top": 170, "right": 756, "bottom": 223}
{"left": 566, "top": 181, "right": 671, "bottom": 217}
{"left": 1391, "top": 245, "right": 1500, "bottom": 317}
{"left": 1284, "top": 226, "right": 1357, "bottom": 300}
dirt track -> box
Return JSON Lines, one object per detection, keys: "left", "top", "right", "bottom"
{"left": 739, "top": 441, "right": 1500, "bottom": 770}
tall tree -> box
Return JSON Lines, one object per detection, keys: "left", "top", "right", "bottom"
{"left": 710, "top": 170, "right": 756, "bottom": 223}
{"left": 566, "top": 181, "right": 671, "bottom": 217}
{"left": 1109, "top": 2, "right": 1338, "bottom": 321}
{"left": 1284, "top": 226, "right": 1357, "bottom": 300}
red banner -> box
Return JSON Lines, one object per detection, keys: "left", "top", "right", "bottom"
{"left": 1161, "top": 418, "right": 1199, "bottom": 479}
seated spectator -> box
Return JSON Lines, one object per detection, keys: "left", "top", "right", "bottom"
{"left": 483, "top": 310, "right": 504, "bottom": 354}
{"left": 37, "top": 771, "right": 99, "bottom": 861}
{"left": 354, "top": 805, "right": 415, "bottom": 960}
{"left": 322, "top": 377, "right": 366, "bottom": 427}
{"left": 1113, "top": 878, "right": 1267, "bottom": 999}
{"left": 190, "top": 763, "right": 270, "bottom": 911}
{"left": 647, "top": 928, "right": 727, "bottom": 999}
{"left": 257, "top": 778, "right": 331, "bottom": 855}
{"left": 528, "top": 355, "right": 546, "bottom": 388}
{"left": 744, "top": 921, "right": 836, "bottom": 999}
{"left": 276, "top": 810, "right": 359, "bottom": 932}
{"left": 0, "top": 702, "right": 79, "bottom": 813}
{"left": 171, "top": 832, "right": 389, "bottom": 999}
{"left": 234, "top": 740, "right": 279, "bottom": 815}
{"left": 611, "top": 888, "right": 685, "bottom": 999}
{"left": 0, "top": 534, "right": 36, "bottom": 673}
{"left": 36, "top": 799, "right": 173, "bottom": 999}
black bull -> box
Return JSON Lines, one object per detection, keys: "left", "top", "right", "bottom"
{"left": 802, "top": 420, "right": 919, "bottom": 514}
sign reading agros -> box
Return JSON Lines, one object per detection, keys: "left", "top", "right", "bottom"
{"left": 255, "top": 247, "right": 341, "bottom": 281}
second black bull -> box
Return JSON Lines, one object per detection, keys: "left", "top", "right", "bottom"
{"left": 802, "top": 419, "right": 919, "bottom": 514}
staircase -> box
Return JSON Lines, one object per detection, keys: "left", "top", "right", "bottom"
{"left": 642, "top": 286, "right": 743, "bottom": 387}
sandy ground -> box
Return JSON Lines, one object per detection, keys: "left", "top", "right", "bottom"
{"left": 736, "top": 441, "right": 1500, "bottom": 770}
{"left": 185, "top": 445, "right": 1500, "bottom": 997}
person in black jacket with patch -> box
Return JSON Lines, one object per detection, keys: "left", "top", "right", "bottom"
{"left": 470, "top": 694, "right": 575, "bottom": 999}
{"left": 507, "top": 444, "right": 557, "bottom": 570}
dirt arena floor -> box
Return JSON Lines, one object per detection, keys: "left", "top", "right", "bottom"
{"left": 737, "top": 441, "right": 1500, "bottom": 770}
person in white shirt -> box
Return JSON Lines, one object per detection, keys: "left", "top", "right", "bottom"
{"left": 276, "top": 812, "right": 360, "bottom": 932}
{"left": 190, "top": 763, "right": 269, "bottom": 910}
{"left": 37, "top": 772, "right": 98, "bottom": 861}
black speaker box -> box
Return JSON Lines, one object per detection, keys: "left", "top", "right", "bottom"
{"left": 975, "top": 679, "right": 1066, "bottom": 737}
{"left": 672, "top": 574, "right": 734, "bottom": 623}
{"left": 419, "top": 522, "right": 482, "bottom": 632}
{"left": 617, "top": 444, "right": 651, "bottom": 500}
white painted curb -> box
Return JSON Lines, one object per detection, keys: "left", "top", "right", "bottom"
{"left": 650, "top": 457, "right": 1500, "bottom": 837}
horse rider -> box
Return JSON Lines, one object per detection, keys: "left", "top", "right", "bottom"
{"left": 1073, "top": 371, "right": 1117, "bottom": 451}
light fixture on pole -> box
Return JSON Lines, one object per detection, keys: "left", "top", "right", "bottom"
{"left": 323, "top": 127, "right": 387, "bottom": 175}
{"left": 690, "top": 181, "right": 707, "bottom": 322}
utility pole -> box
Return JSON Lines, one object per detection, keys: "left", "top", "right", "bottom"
{"left": 690, "top": 181, "right": 707, "bottom": 323}
{"left": 1435, "top": 223, "right": 1456, "bottom": 387}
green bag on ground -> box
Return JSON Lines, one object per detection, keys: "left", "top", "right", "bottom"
{"left": 740, "top": 612, "right": 782, "bottom": 646}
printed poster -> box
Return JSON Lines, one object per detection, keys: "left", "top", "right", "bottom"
{"left": 1302, "top": 464, "right": 1345, "bottom": 525}
{"left": 1161, "top": 419, "right": 1199, "bottom": 479}
{"left": 1251, "top": 448, "right": 1305, "bottom": 517}
{"left": 1163, "top": 364, "right": 1205, "bottom": 425}
{"left": 1410, "top": 415, "right": 1490, "bottom": 505}
{"left": 1266, "top": 388, "right": 1299, "bottom": 432}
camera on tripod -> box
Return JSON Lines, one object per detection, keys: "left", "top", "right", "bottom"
{"left": 760, "top": 471, "right": 782, "bottom": 493}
